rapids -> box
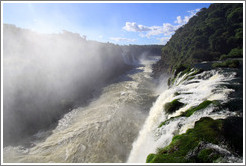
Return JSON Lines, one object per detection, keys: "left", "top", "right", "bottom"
{"left": 127, "top": 67, "right": 242, "bottom": 163}
{"left": 3, "top": 56, "right": 159, "bottom": 163}
{"left": 3, "top": 58, "right": 242, "bottom": 163}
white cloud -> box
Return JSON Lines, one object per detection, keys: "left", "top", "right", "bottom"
{"left": 110, "top": 37, "right": 137, "bottom": 42}
{"left": 188, "top": 8, "right": 200, "bottom": 15}
{"left": 175, "top": 8, "right": 200, "bottom": 25}
{"left": 174, "top": 15, "right": 188, "bottom": 25}
{"left": 174, "top": 15, "right": 189, "bottom": 25}
{"left": 123, "top": 22, "right": 180, "bottom": 38}
{"left": 146, "top": 26, "right": 163, "bottom": 37}
{"left": 122, "top": 8, "right": 201, "bottom": 44}
{"left": 123, "top": 22, "right": 151, "bottom": 32}
{"left": 163, "top": 23, "right": 180, "bottom": 36}
{"left": 175, "top": 16, "right": 183, "bottom": 24}
{"left": 184, "top": 16, "right": 190, "bottom": 23}
{"left": 145, "top": 23, "right": 179, "bottom": 37}
{"left": 157, "top": 36, "right": 171, "bottom": 44}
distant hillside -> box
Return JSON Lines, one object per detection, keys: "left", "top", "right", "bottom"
{"left": 122, "top": 44, "right": 163, "bottom": 57}
{"left": 153, "top": 3, "right": 243, "bottom": 75}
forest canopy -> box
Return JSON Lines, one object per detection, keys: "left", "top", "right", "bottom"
{"left": 153, "top": 3, "right": 243, "bottom": 74}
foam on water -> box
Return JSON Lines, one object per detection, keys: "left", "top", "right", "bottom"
{"left": 3, "top": 57, "right": 158, "bottom": 163}
{"left": 127, "top": 69, "right": 239, "bottom": 163}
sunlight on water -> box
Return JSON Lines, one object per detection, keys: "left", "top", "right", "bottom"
{"left": 127, "top": 69, "right": 239, "bottom": 163}
{"left": 3, "top": 57, "right": 158, "bottom": 163}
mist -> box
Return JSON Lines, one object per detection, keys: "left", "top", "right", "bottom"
{"left": 3, "top": 24, "right": 132, "bottom": 146}
{"left": 3, "top": 24, "right": 162, "bottom": 147}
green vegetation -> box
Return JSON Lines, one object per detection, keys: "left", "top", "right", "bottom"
{"left": 164, "top": 99, "right": 185, "bottom": 114}
{"left": 181, "top": 68, "right": 203, "bottom": 83}
{"left": 147, "top": 117, "right": 243, "bottom": 163}
{"left": 181, "top": 100, "right": 213, "bottom": 117}
{"left": 152, "top": 3, "right": 243, "bottom": 74}
{"left": 197, "top": 148, "right": 221, "bottom": 162}
{"left": 159, "top": 100, "right": 213, "bottom": 128}
{"left": 158, "top": 117, "right": 177, "bottom": 128}
{"left": 121, "top": 44, "right": 163, "bottom": 57}
{"left": 147, "top": 117, "right": 224, "bottom": 163}
{"left": 174, "top": 92, "right": 181, "bottom": 96}
{"left": 168, "top": 65, "right": 203, "bottom": 86}
{"left": 220, "top": 48, "right": 243, "bottom": 60}
{"left": 212, "top": 59, "right": 240, "bottom": 68}
{"left": 173, "top": 64, "right": 191, "bottom": 77}
{"left": 149, "top": 3, "right": 243, "bottom": 163}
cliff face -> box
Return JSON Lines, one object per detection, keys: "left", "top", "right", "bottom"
{"left": 152, "top": 3, "right": 243, "bottom": 75}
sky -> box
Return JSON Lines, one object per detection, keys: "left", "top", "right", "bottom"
{"left": 3, "top": 2, "right": 211, "bottom": 45}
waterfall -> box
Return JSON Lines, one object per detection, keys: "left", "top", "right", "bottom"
{"left": 127, "top": 69, "right": 239, "bottom": 163}
{"left": 121, "top": 49, "right": 139, "bottom": 66}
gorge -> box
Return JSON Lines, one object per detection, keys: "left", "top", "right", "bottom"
{"left": 2, "top": 3, "right": 244, "bottom": 164}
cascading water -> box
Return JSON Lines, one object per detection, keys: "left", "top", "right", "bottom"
{"left": 3, "top": 56, "right": 160, "bottom": 163}
{"left": 127, "top": 67, "right": 242, "bottom": 163}
{"left": 122, "top": 49, "right": 140, "bottom": 66}
{"left": 2, "top": 38, "right": 242, "bottom": 163}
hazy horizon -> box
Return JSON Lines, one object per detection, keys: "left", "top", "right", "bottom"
{"left": 3, "top": 2, "right": 211, "bottom": 45}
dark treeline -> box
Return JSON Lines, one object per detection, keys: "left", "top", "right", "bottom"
{"left": 122, "top": 44, "right": 163, "bottom": 57}
{"left": 153, "top": 3, "right": 243, "bottom": 75}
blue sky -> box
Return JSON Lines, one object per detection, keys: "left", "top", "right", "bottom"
{"left": 3, "top": 2, "right": 211, "bottom": 45}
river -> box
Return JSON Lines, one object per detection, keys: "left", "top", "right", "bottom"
{"left": 3, "top": 58, "right": 243, "bottom": 163}
{"left": 3, "top": 56, "right": 160, "bottom": 163}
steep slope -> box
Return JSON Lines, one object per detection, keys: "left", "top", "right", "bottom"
{"left": 153, "top": 3, "right": 243, "bottom": 75}
{"left": 143, "top": 3, "right": 243, "bottom": 163}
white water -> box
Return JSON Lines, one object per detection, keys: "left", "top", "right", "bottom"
{"left": 3, "top": 57, "right": 159, "bottom": 163}
{"left": 122, "top": 49, "right": 139, "bottom": 65}
{"left": 127, "top": 69, "right": 239, "bottom": 163}
{"left": 3, "top": 57, "right": 241, "bottom": 163}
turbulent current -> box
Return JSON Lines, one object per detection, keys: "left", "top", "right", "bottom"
{"left": 3, "top": 57, "right": 159, "bottom": 163}
{"left": 128, "top": 67, "right": 243, "bottom": 163}
{"left": 3, "top": 56, "right": 243, "bottom": 163}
